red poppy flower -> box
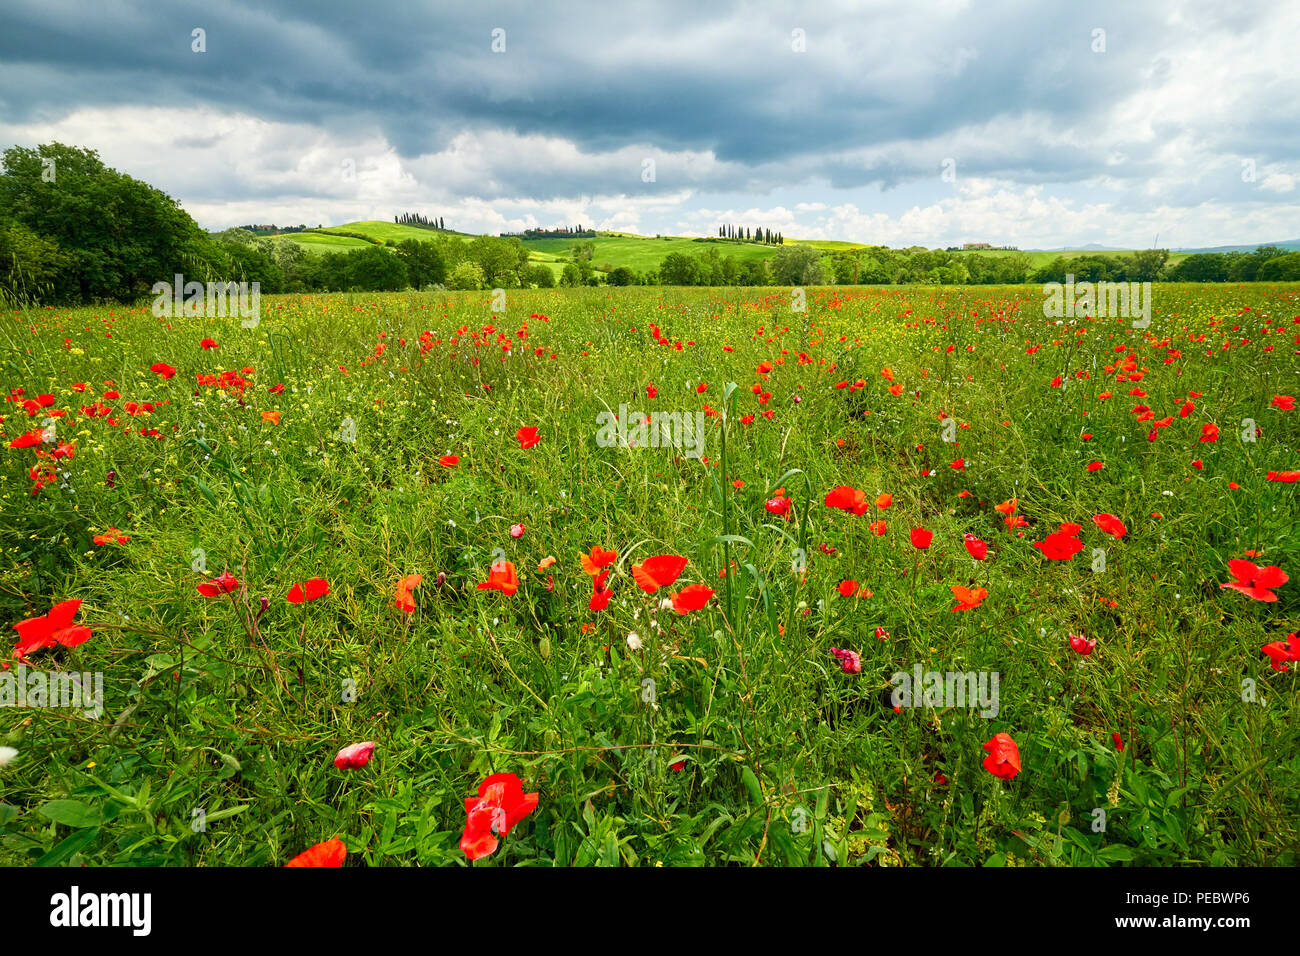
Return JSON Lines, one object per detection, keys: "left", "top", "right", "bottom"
{"left": 460, "top": 772, "right": 539, "bottom": 861}
{"left": 589, "top": 569, "right": 613, "bottom": 611}
{"left": 1032, "top": 530, "right": 1083, "bottom": 561}
{"left": 910, "top": 528, "right": 933, "bottom": 550}
{"left": 670, "top": 583, "right": 715, "bottom": 614}
{"left": 8, "top": 431, "right": 44, "bottom": 449}
{"left": 963, "top": 533, "right": 988, "bottom": 560}
{"left": 1086, "top": 461, "right": 1104, "bottom": 472}
{"left": 1093, "top": 513, "right": 1127, "bottom": 538}
{"left": 439, "top": 454, "right": 459, "bottom": 467}
{"left": 949, "top": 585, "right": 987, "bottom": 612}
{"left": 837, "top": 580, "right": 859, "bottom": 598}
{"left": 12, "top": 599, "right": 92, "bottom": 657}
{"left": 1069, "top": 632, "right": 1096, "bottom": 655}
{"left": 1199, "top": 423, "right": 1219, "bottom": 442}
{"left": 824, "top": 485, "right": 865, "bottom": 511}
{"left": 200, "top": 338, "right": 218, "bottom": 349}
{"left": 982, "top": 732, "right": 1020, "bottom": 780}
{"left": 515, "top": 426, "right": 541, "bottom": 449}
{"left": 1220, "top": 560, "right": 1288, "bottom": 602}
{"left": 875, "top": 492, "right": 892, "bottom": 509}
{"left": 287, "top": 578, "right": 330, "bottom": 603}
{"left": 1271, "top": 395, "right": 1296, "bottom": 411}
{"left": 632, "top": 555, "right": 688, "bottom": 593}
{"left": 580, "top": 546, "right": 618, "bottom": 577}
{"left": 1261, "top": 632, "right": 1300, "bottom": 672}
{"left": 196, "top": 571, "right": 240, "bottom": 596}
{"left": 1112, "top": 732, "right": 1125, "bottom": 752}
{"left": 477, "top": 561, "right": 520, "bottom": 596}
{"left": 394, "top": 573, "right": 422, "bottom": 613}
{"left": 150, "top": 362, "right": 176, "bottom": 379}
{"left": 765, "top": 496, "right": 791, "bottom": 517}
{"left": 286, "top": 836, "right": 347, "bottom": 867}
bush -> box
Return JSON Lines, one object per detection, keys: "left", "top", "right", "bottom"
{"left": 447, "top": 260, "right": 486, "bottom": 290}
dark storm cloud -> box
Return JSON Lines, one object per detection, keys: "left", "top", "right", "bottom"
{"left": 0, "top": 0, "right": 1229, "bottom": 191}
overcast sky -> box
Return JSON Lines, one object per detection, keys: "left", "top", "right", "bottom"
{"left": 1, "top": 0, "right": 1296, "bottom": 248}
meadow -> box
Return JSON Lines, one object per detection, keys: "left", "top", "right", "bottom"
{"left": 1, "top": 282, "right": 1297, "bottom": 867}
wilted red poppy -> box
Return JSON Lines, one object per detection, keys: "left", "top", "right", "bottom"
{"left": 1220, "top": 559, "right": 1288, "bottom": 602}
{"left": 12, "top": 599, "right": 92, "bottom": 657}
{"left": 515, "top": 426, "right": 541, "bottom": 449}
{"left": 982, "top": 732, "right": 1020, "bottom": 780}
{"left": 1093, "top": 513, "right": 1127, "bottom": 538}
{"left": 196, "top": 571, "right": 240, "bottom": 596}
{"left": 963, "top": 533, "right": 988, "bottom": 560}
{"left": 670, "top": 583, "right": 715, "bottom": 614}
{"left": 287, "top": 578, "right": 330, "bottom": 603}
{"left": 286, "top": 836, "right": 347, "bottom": 867}
{"left": 460, "top": 772, "right": 539, "bottom": 861}
{"left": 632, "top": 555, "right": 688, "bottom": 593}
{"left": 334, "top": 741, "right": 376, "bottom": 769}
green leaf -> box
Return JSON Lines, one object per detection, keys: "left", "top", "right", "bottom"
{"left": 34, "top": 827, "right": 100, "bottom": 866}
{"left": 38, "top": 799, "right": 100, "bottom": 828}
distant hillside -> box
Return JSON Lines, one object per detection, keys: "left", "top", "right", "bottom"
{"left": 1170, "top": 239, "right": 1300, "bottom": 254}
{"left": 262, "top": 221, "right": 1276, "bottom": 275}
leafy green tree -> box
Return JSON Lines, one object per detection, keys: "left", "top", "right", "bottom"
{"left": 659, "top": 252, "right": 703, "bottom": 285}
{"left": 607, "top": 266, "right": 635, "bottom": 286}
{"left": 771, "top": 245, "right": 824, "bottom": 284}
{"left": 0, "top": 142, "right": 210, "bottom": 302}
{"left": 0, "top": 221, "right": 65, "bottom": 303}
{"left": 447, "top": 260, "right": 486, "bottom": 290}
{"left": 524, "top": 263, "right": 556, "bottom": 287}
{"left": 395, "top": 239, "right": 447, "bottom": 288}
{"left": 344, "top": 245, "right": 408, "bottom": 291}
{"left": 1129, "top": 248, "right": 1169, "bottom": 282}
{"left": 1257, "top": 252, "right": 1300, "bottom": 281}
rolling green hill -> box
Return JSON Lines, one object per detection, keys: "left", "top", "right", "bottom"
{"left": 266, "top": 220, "right": 1192, "bottom": 274}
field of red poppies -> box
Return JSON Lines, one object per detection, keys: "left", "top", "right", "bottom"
{"left": 1, "top": 283, "right": 1297, "bottom": 866}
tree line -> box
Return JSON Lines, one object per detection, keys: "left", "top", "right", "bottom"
{"left": 3, "top": 143, "right": 1297, "bottom": 303}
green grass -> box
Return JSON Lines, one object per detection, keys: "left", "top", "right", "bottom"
{"left": 2, "top": 283, "right": 1296, "bottom": 866}
{"left": 520, "top": 234, "right": 781, "bottom": 273}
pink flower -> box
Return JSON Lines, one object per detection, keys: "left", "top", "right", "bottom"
{"left": 829, "top": 647, "right": 861, "bottom": 674}
{"left": 334, "top": 741, "right": 376, "bottom": 769}
{"left": 510, "top": 523, "right": 525, "bottom": 539}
